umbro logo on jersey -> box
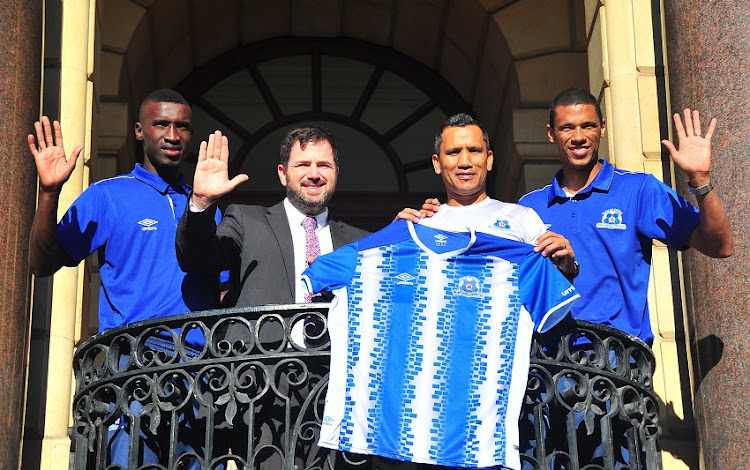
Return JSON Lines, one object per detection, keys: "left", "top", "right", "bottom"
{"left": 492, "top": 219, "right": 511, "bottom": 230}
{"left": 595, "top": 208, "right": 626, "bottom": 230}
{"left": 455, "top": 276, "right": 482, "bottom": 298}
{"left": 138, "top": 218, "right": 158, "bottom": 231}
{"left": 395, "top": 272, "right": 416, "bottom": 285}
{"left": 434, "top": 234, "right": 448, "bottom": 247}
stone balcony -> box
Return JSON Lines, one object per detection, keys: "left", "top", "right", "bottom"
{"left": 71, "top": 304, "right": 661, "bottom": 469}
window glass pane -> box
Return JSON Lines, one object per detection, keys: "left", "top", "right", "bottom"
{"left": 391, "top": 107, "right": 447, "bottom": 164}
{"left": 235, "top": 126, "right": 288, "bottom": 192}
{"left": 203, "top": 69, "right": 273, "bottom": 133}
{"left": 407, "top": 167, "right": 447, "bottom": 193}
{"left": 321, "top": 56, "right": 374, "bottom": 116}
{"left": 326, "top": 122, "right": 398, "bottom": 192}
{"left": 361, "top": 70, "right": 429, "bottom": 134}
{"left": 257, "top": 56, "right": 312, "bottom": 116}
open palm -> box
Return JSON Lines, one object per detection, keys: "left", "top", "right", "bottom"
{"left": 28, "top": 117, "right": 82, "bottom": 192}
{"left": 661, "top": 109, "right": 716, "bottom": 176}
{"left": 192, "top": 130, "right": 248, "bottom": 208}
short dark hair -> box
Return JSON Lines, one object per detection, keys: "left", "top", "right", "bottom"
{"left": 138, "top": 89, "right": 190, "bottom": 121}
{"left": 548, "top": 88, "right": 603, "bottom": 128}
{"left": 279, "top": 125, "right": 339, "bottom": 168}
{"left": 434, "top": 113, "right": 490, "bottom": 154}
{"left": 141, "top": 88, "right": 189, "bottom": 107}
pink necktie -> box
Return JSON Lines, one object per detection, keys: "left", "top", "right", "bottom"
{"left": 302, "top": 216, "right": 320, "bottom": 302}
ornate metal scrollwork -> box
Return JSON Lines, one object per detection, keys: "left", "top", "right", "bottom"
{"left": 71, "top": 307, "right": 661, "bottom": 469}
{"left": 520, "top": 320, "right": 662, "bottom": 470}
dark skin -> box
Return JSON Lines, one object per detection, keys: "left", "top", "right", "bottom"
{"left": 27, "top": 117, "right": 83, "bottom": 276}
{"left": 135, "top": 101, "right": 193, "bottom": 183}
{"left": 28, "top": 100, "right": 194, "bottom": 276}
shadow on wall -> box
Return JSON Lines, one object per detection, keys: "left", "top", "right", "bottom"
{"left": 658, "top": 334, "right": 723, "bottom": 465}
{"left": 693, "top": 334, "right": 724, "bottom": 391}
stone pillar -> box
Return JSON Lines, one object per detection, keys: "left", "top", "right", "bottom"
{"left": 663, "top": 2, "right": 750, "bottom": 468}
{"left": 0, "top": 0, "right": 43, "bottom": 468}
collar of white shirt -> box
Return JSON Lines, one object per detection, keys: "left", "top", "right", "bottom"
{"left": 283, "top": 198, "right": 329, "bottom": 230}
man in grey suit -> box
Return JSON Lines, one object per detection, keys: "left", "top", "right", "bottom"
{"left": 176, "top": 125, "right": 368, "bottom": 307}
{"left": 176, "top": 125, "right": 370, "bottom": 469}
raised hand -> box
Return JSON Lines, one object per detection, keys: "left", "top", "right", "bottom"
{"left": 661, "top": 109, "right": 717, "bottom": 187}
{"left": 28, "top": 116, "right": 83, "bottom": 193}
{"left": 192, "top": 130, "right": 249, "bottom": 210}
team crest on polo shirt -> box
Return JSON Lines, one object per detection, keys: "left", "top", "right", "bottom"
{"left": 455, "top": 276, "right": 482, "bottom": 297}
{"left": 491, "top": 219, "right": 511, "bottom": 231}
{"left": 138, "top": 218, "right": 158, "bottom": 231}
{"left": 596, "top": 209, "right": 626, "bottom": 230}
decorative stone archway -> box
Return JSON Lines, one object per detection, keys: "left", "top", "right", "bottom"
{"left": 95, "top": 0, "right": 588, "bottom": 201}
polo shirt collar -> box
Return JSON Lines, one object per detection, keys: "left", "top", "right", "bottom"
{"left": 132, "top": 163, "right": 188, "bottom": 194}
{"left": 547, "top": 159, "right": 614, "bottom": 204}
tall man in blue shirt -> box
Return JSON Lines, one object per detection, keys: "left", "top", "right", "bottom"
{"left": 29, "top": 88, "right": 224, "bottom": 327}
{"left": 27, "top": 88, "right": 225, "bottom": 467}
{"left": 518, "top": 88, "right": 734, "bottom": 344}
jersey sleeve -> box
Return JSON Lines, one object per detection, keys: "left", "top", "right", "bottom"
{"left": 518, "top": 252, "right": 580, "bottom": 333}
{"left": 637, "top": 175, "right": 700, "bottom": 250}
{"left": 515, "top": 205, "right": 548, "bottom": 244}
{"left": 301, "top": 243, "right": 359, "bottom": 295}
{"left": 57, "top": 184, "right": 112, "bottom": 263}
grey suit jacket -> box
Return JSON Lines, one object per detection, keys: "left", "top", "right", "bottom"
{"left": 176, "top": 200, "right": 369, "bottom": 307}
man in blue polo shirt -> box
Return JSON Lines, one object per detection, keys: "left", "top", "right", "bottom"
{"left": 28, "top": 88, "right": 224, "bottom": 466}
{"left": 518, "top": 88, "right": 734, "bottom": 344}
{"left": 28, "top": 88, "right": 224, "bottom": 334}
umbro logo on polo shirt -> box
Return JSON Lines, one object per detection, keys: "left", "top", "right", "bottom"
{"left": 138, "top": 218, "right": 158, "bottom": 231}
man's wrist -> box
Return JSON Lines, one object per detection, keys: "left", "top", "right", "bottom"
{"left": 189, "top": 194, "right": 215, "bottom": 212}
{"left": 560, "top": 260, "right": 580, "bottom": 279}
{"left": 688, "top": 179, "right": 715, "bottom": 196}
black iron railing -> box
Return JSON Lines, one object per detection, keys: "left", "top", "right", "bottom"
{"left": 70, "top": 305, "right": 661, "bottom": 470}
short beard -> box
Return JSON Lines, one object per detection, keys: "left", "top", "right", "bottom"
{"left": 287, "top": 188, "right": 331, "bottom": 215}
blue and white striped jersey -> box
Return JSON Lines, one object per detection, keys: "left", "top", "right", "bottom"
{"left": 302, "top": 220, "right": 579, "bottom": 469}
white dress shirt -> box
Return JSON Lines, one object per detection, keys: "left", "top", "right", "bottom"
{"left": 283, "top": 198, "right": 334, "bottom": 303}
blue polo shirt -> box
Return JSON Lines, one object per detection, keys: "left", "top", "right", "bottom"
{"left": 58, "top": 164, "right": 224, "bottom": 342}
{"left": 519, "top": 159, "right": 700, "bottom": 343}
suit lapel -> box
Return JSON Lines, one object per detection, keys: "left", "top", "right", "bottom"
{"left": 330, "top": 220, "right": 346, "bottom": 249}
{"left": 266, "top": 202, "right": 296, "bottom": 299}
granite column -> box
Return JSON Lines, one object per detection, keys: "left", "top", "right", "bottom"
{"left": 0, "top": 0, "right": 44, "bottom": 468}
{"left": 663, "top": 2, "right": 750, "bottom": 468}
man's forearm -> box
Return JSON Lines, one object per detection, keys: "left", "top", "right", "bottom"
{"left": 29, "top": 190, "right": 73, "bottom": 276}
{"left": 690, "top": 189, "right": 734, "bottom": 258}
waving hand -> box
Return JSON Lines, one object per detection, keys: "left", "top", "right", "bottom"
{"left": 191, "top": 130, "right": 249, "bottom": 210}
{"left": 28, "top": 117, "right": 83, "bottom": 193}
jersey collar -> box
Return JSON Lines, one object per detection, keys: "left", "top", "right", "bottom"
{"left": 548, "top": 159, "right": 614, "bottom": 204}
{"left": 132, "top": 163, "right": 188, "bottom": 194}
